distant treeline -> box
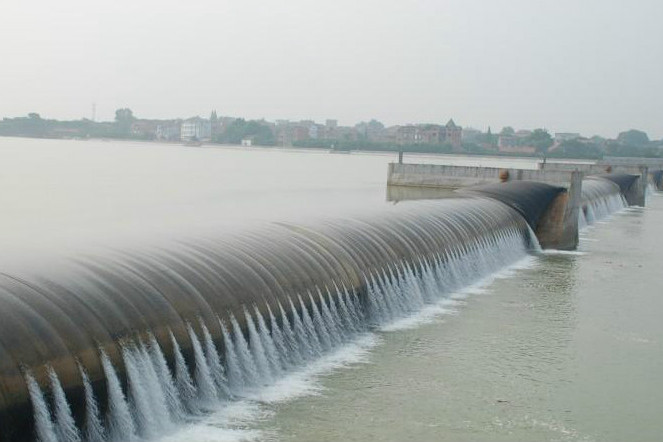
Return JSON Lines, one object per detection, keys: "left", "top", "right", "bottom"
{"left": 293, "top": 139, "right": 456, "bottom": 154}
{"left": 2, "top": 112, "right": 662, "bottom": 160}
{"left": 293, "top": 138, "right": 663, "bottom": 159}
{"left": 212, "top": 118, "right": 276, "bottom": 145}
{"left": 0, "top": 110, "right": 152, "bottom": 140}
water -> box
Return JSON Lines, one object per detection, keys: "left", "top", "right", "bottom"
{"left": 1, "top": 138, "right": 658, "bottom": 442}
{"left": 17, "top": 221, "right": 534, "bottom": 442}
{"left": 253, "top": 197, "right": 663, "bottom": 442}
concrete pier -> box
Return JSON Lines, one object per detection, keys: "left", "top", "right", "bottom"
{"left": 624, "top": 167, "right": 648, "bottom": 206}
{"left": 387, "top": 163, "right": 579, "bottom": 189}
{"left": 538, "top": 162, "right": 660, "bottom": 193}
{"left": 533, "top": 171, "right": 582, "bottom": 250}
{"left": 385, "top": 159, "right": 658, "bottom": 250}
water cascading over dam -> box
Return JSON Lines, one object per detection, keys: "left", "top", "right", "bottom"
{"left": 580, "top": 176, "right": 629, "bottom": 227}
{"left": 0, "top": 179, "right": 629, "bottom": 442}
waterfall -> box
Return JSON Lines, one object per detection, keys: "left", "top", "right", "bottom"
{"left": 47, "top": 367, "right": 81, "bottom": 442}
{"left": 79, "top": 365, "right": 105, "bottom": 442}
{"left": 14, "top": 195, "right": 547, "bottom": 442}
{"left": 298, "top": 295, "right": 323, "bottom": 357}
{"left": 254, "top": 306, "right": 284, "bottom": 376}
{"left": 122, "top": 342, "right": 169, "bottom": 438}
{"left": 267, "top": 304, "right": 292, "bottom": 369}
{"left": 220, "top": 320, "right": 245, "bottom": 393}
{"left": 581, "top": 177, "right": 629, "bottom": 228}
{"left": 147, "top": 334, "right": 185, "bottom": 421}
{"left": 187, "top": 324, "right": 218, "bottom": 404}
{"left": 20, "top": 225, "right": 532, "bottom": 442}
{"left": 25, "top": 372, "right": 58, "bottom": 442}
{"left": 244, "top": 309, "right": 274, "bottom": 385}
{"left": 170, "top": 332, "right": 199, "bottom": 414}
{"left": 308, "top": 292, "right": 333, "bottom": 351}
{"left": 229, "top": 314, "right": 261, "bottom": 388}
{"left": 277, "top": 301, "right": 304, "bottom": 366}
{"left": 100, "top": 350, "right": 137, "bottom": 441}
{"left": 288, "top": 298, "right": 315, "bottom": 360}
{"left": 200, "top": 322, "right": 231, "bottom": 399}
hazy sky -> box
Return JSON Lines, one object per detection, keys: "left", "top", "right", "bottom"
{"left": 1, "top": 0, "right": 661, "bottom": 138}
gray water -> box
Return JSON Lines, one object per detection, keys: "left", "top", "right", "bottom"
{"left": 252, "top": 203, "right": 663, "bottom": 442}
{"left": 2, "top": 138, "right": 660, "bottom": 442}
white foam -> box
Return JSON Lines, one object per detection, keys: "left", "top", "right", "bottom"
{"left": 540, "top": 249, "right": 586, "bottom": 256}
{"left": 159, "top": 334, "right": 378, "bottom": 442}
{"left": 381, "top": 255, "right": 537, "bottom": 333}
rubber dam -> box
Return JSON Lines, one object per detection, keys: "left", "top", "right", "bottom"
{"left": 0, "top": 171, "right": 636, "bottom": 442}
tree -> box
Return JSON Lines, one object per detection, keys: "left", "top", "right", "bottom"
{"left": 215, "top": 118, "right": 275, "bottom": 145}
{"left": 526, "top": 128, "right": 553, "bottom": 153}
{"left": 500, "top": 126, "right": 515, "bottom": 136}
{"left": 114, "top": 108, "right": 135, "bottom": 136}
{"left": 479, "top": 126, "right": 497, "bottom": 146}
{"left": 555, "top": 139, "right": 603, "bottom": 159}
{"left": 617, "top": 129, "right": 649, "bottom": 147}
{"left": 367, "top": 119, "right": 384, "bottom": 131}
{"left": 114, "top": 108, "right": 134, "bottom": 123}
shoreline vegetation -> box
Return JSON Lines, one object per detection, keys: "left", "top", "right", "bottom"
{"left": 1, "top": 110, "right": 661, "bottom": 160}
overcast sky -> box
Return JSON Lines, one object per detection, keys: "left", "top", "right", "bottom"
{"left": 1, "top": 0, "right": 661, "bottom": 138}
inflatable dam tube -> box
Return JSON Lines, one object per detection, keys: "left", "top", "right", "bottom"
{"left": 591, "top": 174, "right": 637, "bottom": 195}
{"left": 579, "top": 175, "right": 629, "bottom": 224}
{"left": 0, "top": 197, "right": 539, "bottom": 442}
{"left": 458, "top": 181, "right": 567, "bottom": 230}
{"left": 582, "top": 176, "right": 623, "bottom": 202}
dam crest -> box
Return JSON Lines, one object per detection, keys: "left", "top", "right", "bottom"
{"left": 0, "top": 174, "right": 632, "bottom": 442}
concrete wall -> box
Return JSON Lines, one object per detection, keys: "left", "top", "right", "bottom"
{"left": 538, "top": 162, "right": 645, "bottom": 175}
{"left": 534, "top": 171, "right": 582, "bottom": 250}
{"left": 387, "top": 163, "right": 579, "bottom": 189}
{"left": 386, "top": 161, "right": 656, "bottom": 249}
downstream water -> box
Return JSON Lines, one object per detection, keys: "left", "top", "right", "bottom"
{"left": 249, "top": 202, "right": 663, "bottom": 442}
{"left": 0, "top": 138, "right": 659, "bottom": 442}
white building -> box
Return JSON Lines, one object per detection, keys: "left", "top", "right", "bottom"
{"left": 181, "top": 118, "right": 212, "bottom": 141}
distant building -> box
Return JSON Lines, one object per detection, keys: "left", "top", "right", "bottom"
{"left": 461, "top": 127, "right": 482, "bottom": 143}
{"left": 395, "top": 125, "right": 420, "bottom": 144}
{"left": 355, "top": 120, "right": 386, "bottom": 142}
{"left": 308, "top": 124, "right": 320, "bottom": 139}
{"left": 291, "top": 125, "right": 310, "bottom": 142}
{"left": 555, "top": 132, "right": 581, "bottom": 142}
{"left": 498, "top": 131, "right": 536, "bottom": 154}
{"left": 444, "top": 119, "right": 462, "bottom": 151}
{"left": 334, "top": 126, "right": 358, "bottom": 142}
{"left": 325, "top": 119, "right": 338, "bottom": 129}
{"left": 130, "top": 120, "right": 159, "bottom": 139}
{"left": 155, "top": 122, "right": 181, "bottom": 141}
{"left": 391, "top": 119, "right": 462, "bottom": 149}
{"left": 181, "top": 117, "right": 211, "bottom": 141}
{"left": 498, "top": 135, "right": 518, "bottom": 149}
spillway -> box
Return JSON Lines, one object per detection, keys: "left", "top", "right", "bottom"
{"left": 0, "top": 195, "right": 546, "bottom": 442}
{"left": 0, "top": 169, "right": 638, "bottom": 442}
{"left": 580, "top": 176, "right": 629, "bottom": 227}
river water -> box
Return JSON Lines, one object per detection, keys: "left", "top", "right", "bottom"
{"left": 250, "top": 203, "right": 663, "bottom": 442}
{"left": 0, "top": 138, "right": 660, "bottom": 442}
